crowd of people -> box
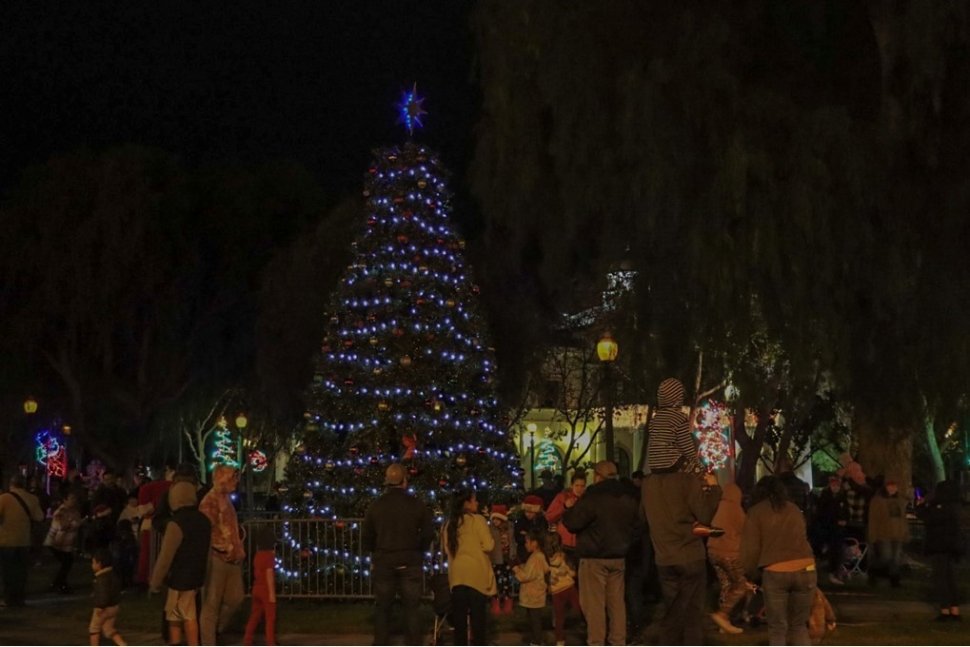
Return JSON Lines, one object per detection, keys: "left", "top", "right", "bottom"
{"left": 364, "top": 377, "right": 966, "bottom": 646}
{"left": 0, "top": 462, "right": 275, "bottom": 647}
{"left": 0, "top": 377, "right": 965, "bottom": 646}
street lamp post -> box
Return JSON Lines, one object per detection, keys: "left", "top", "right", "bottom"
{"left": 235, "top": 413, "right": 254, "bottom": 511}
{"left": 21, "top": 398, "right": 38, "bottom": 486}
{"left": 597, "top": 332, "right": 619, "bottom": 464}
{"left": 528, "top": 423, "right": 537, "bottom": 489}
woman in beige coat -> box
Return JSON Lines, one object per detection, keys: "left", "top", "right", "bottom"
{"left": 443, "top": 490, "right": 495, "bottom": 646}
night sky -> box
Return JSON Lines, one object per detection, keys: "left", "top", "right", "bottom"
{"left": 1, "top": 1, "right": 479, "bottom": 225}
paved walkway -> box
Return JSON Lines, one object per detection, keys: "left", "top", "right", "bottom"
{"left": 0, "top": 588, "right": 952, "bottom": 645}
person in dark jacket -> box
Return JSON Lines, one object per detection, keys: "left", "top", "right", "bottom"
{"left": 641, "top": 465, "right": 721, "bottom": 645}
{"left": 150, "top": 482, "right": 212, "bottom": 646}
{"left": 811, "top": 476, "right": 848, "bottom": 584}
{"left": 563, "top": 460, "right": 643, "bottom": 647}
{"left": 916, "top": 479, "right": 963, "bottom": 621}
{"left": 362, "top": 463, "right": 435, "bottom": 646}
{"left": 89, "top": 547, "right": 127, "bottom": 646}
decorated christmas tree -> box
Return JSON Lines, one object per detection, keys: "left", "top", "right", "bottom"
{"left": 209, "top": 416, "right": 240, "bottom": 472}
{"left": 284, "top": 86, "right": 521, "bottom": 519}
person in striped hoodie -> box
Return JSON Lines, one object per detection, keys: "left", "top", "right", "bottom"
{"left": 647, "top": 378, "right": 704, "bottom": 477}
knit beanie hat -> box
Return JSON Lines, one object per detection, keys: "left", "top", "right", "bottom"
{"left": 522, "top": 495, "right": 543, "bottom": 513}
{"left": 489, "top": 504, "right": 508, "bottom": 522}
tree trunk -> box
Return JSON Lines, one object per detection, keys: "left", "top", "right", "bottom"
{"left": 923, "top": 415, "right": 946, "bottom": 486}
{"left": 856, "top": 414, "right": 914, "bottom": 497}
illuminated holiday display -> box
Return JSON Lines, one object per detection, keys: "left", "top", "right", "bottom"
{"left": 693, "top": 398, "right": 733, "bottom": 470}
{"left": 210, "top": 416, "right": 240, "bottom": 471}
{"left": 283, "top": 88, "right": 521, "bottom": 527}
{"left": 35, "top": 429, "right": 67, "bottom": 478}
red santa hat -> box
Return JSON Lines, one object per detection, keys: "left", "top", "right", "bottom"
{"left": 489, "top": 504, "right": 508, "bottom": 522}
{"left": 522, "top": 494, "right": 543, "bottom": 513}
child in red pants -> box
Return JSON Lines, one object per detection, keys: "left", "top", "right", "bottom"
{"left": 243, "top": 526, "right": 277, "bottom": 646}
{"left": 547, "top": 533, "right": 582, "bottom": 646}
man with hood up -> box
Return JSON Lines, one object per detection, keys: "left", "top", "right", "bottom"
{"left": 642, "top": 377, "right": 722, "bottom": 645}
{"left": 150, "top": 481, "right": 211, "bottom": 646}
{"left": 200, "top": 466, "right": 246, "bottom": 645}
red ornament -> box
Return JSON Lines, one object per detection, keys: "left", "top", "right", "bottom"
{"left": 344, "top": 378, "right": 354, "bottom": 386}
{"left": 349, "top": 445, "right": 359, "bottom": 454}
{"left": 400, "top": 281, "right": 411, "bottom": 288}
{"left": 408, "top": 467, "right": 419, "bottom": 476}
{"left": 344, "top": 340, "right": 354, "bottom": 347}
{"left": 438, "top": 479, "right": 448, "bottom": 487}
{"left": 322, "top": 344, "right": 331, "bottom": 352}
{"left": 335, "top": 521, "right": 346, "bottom": 529}
{"left": 300, "top": 549, "right": 311, "bottom": 559}
{"left": 392, "top": 328, "right": 404, "bottom": 337}
{"left": 394, "top": 196, "right": 405, "bottom": 204}
{"left": 397, "top": 234, "right": 408, "bottom": 244}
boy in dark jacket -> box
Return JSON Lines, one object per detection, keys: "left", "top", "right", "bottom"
{"left": 90, "top": 548, "right": 127, "bottom": 646}
{"left": 149, "top": 482, "right": 212, "bottom": 646}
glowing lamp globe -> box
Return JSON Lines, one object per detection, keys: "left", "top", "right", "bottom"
{"left": 236, "top": 413, "right": 248, "bottom": 429}
{"left": 23, "top": 397, "right": 38, "bottom": 415}
{"left": 596, "top": 333, "right": 618, "bottom": 363}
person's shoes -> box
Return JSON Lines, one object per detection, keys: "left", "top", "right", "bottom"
{"left": 502, "top": 596, "right": 514, "bottom": 614}
{"left": 693, "top": 522, "right": 725, "bottom": 538}
{"left": 710, "top": 611, "right": 743, "bottom": 634}
{"left": 827, "top": 573, "right": 844, "bottom": 585}
{"left": 491, "top": 597, "right": 502, "bottom": 615}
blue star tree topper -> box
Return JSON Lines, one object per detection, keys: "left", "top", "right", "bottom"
{"left": 397, "top": 82, "right": 427, "bottom": 137}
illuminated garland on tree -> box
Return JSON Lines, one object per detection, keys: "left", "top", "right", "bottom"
{"left": 693, "top": 399, "right": 732, "bottom": 470}
{"left": 210, "top": 416, "right": 240, "bottom": 471}
{"left": 283, "top": 87, "right": 521, "bottom": 526}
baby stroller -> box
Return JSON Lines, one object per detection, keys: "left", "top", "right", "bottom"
{"left": 841, "top": 537, "right": 869, "bottom": 580}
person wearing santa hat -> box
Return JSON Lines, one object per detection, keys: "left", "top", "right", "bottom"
{"left": 513, "top": 495, "right": 549, "bottom": 562}
{"left": 487, "top": 504, "right": 517, "bottom": 615}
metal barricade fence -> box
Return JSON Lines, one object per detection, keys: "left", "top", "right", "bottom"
{"left": 150, "top": 515, "right": 445, "bottom": 600}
